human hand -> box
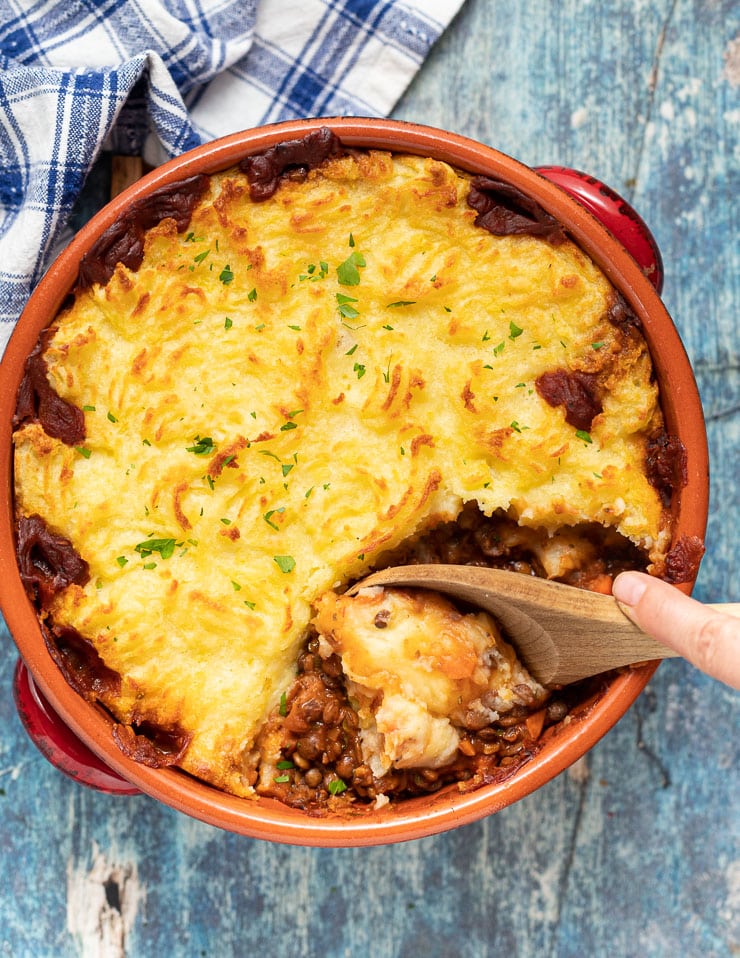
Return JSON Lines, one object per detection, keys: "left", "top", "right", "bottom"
{"left": 612, "top": 571, "right": 740, "bottom": 689}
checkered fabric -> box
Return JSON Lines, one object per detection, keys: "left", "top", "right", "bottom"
{"left": 0, "top": 0, "right": 464, "bottom": 355}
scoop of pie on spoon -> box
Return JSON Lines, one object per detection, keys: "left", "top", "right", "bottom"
{"left": 347, "top": 565, "right": 737, "bottom": 686}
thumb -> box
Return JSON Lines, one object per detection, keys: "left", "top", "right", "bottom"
{"left": 612, "top": 572, "right": 740, "bottom": 689}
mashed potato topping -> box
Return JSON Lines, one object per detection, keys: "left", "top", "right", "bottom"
{"left": 312, "top": 587, "right": 546, "bottom": 776}
{"left": 13, "top": 146, "right": 671, "bottom": 800}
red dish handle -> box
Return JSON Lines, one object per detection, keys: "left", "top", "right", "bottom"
{"left": 13, "top": 659, "right": 139, "bottom": 795}
{"left": 535, "top": 166, "right": 664, "bottom": 294}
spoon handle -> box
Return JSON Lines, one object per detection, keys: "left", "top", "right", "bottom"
{"left": 352, "top": 566, "right": 739, "bottom": 686}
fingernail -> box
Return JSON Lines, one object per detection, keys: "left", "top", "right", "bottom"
{"left": 612, "top": 571, "right": 648, "bottom": 607}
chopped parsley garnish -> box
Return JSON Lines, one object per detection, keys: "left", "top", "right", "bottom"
{"left": 279, "top": 692, "right": 288, "bottom": 716}
{"left": 194, "top": 249, "right": 210, "bottom": 264}
{"left": 354, "top": 362, "right": 366, "bottom": 379}
{"left": 248, "top": 288, "right": 258, "bottom": 302}
{"left": 336, "top": 293, "right": 359, "bottom": 319}
{"left": 273, "top": 555, "right": 296, "bottom": 574}
{"left": 328, "top": 778, "right": 347, "bottom": 795}
{"left": 591, "top": 341, "right": 605, "bottom": 350}
{"left": 186, "top": 435, "right": 216, "bottom": 456}
{"left": 387, "top": 301, "right": 416, "bottom": 308}
{"left": 107, "top": 411, "right": 118, "bottom": 423}
{"left": 300, "top": 261, "right": 329, "bottom": 281}
{"left": 576, "top": 429, "right": 593, "bottom": 444}
{"left": 219, "top": 264, "right": 234, "bottom": 285}
{"left": 509, "top": 321, "right": 524, "bottom": 339}
{"left": 224, "top": 316, "right": 233, "bottom": 330}
{"left": 276, "top": 760, "right": 294, "bottom": 770}
{"left": 135, "top": 538, "right": 177, "bottom": 560}
{"left": 337, "top": 251, "right": 366, "bottom": 286}
{"left": 493, "top": 342, "right": 505, "bottom": 356}
{"left": 116, "top": 556, "right": 128, "bottom": 567}
{"left": 280, "top": 421, "right": 298, "bottom": 431}
{"left": 274, "top": 775, "right": 291, "bottom": 784}
{"left": 82, "top": 404, "right": 96, "bottom": 412}
{"left": 263, "top": 508, "right": 285, "bottom": 530}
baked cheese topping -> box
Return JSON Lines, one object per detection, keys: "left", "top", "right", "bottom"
{"left": 13, "top": 150, "right": 670, "bottom": 798}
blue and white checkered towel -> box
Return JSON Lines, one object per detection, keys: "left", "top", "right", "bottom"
{"left": 0, "top": 0, "right": 464, "bottom": 356}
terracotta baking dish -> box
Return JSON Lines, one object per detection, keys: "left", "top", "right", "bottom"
{"left": 0, "top": 117, "right": 709, "bottom": 846}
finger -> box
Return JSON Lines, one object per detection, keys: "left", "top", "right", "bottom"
{"left": 612, "top": 572, "right": 740, "bottom": 689}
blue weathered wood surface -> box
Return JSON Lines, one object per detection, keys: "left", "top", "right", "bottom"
{"left": 1, "top": 1, "right": 738, "bottom": 955}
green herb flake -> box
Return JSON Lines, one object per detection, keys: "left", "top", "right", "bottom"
{"left": 75, "top": 446, "right": 92, "bottom": 459}
{"left": 231, "top": 580, "right": 242, "bottom": 591}
{"left": 387, "top": 301, "right": 416, "bottom": 308}
{"left": 345, "top": 343, "right": 359, "bottom": 356}
{"left": 337, "top": 251, "right": 366, "bottom": 287}
{"left": 248, "top": 288, "right": 258, "bottom": 302}
{"left": 186, "top": 435, "right": 216, "bottom": 456}
{"left": 219, "top": 264, "right": 234, "bottom": 285}
{"left": 82, "top": 404, "right": 96, "bottom": 412}
{"left": 194, "top": 249, "right": 210, "bottom": 264}
{"left": 493, "top": 342, "right": 505, "bottom": 357}
{"left": 274, "top": 775, "right": 291, "bottom": 784}
{"left": 274, "top": 555, "right": 296, "bottom": 574}
{"left": 224, "top": 316, "right": 233, "bottom": 330}
{"left": 220, "top": 517, "right": 232, "bottom": 526}
{"left": 353, "top": 362, "right": 366, "bottom": 379}
{"left": 336, "top": 293, "right": 359, "bottom": 319}
{"left": 107, "top": 411, "right": 118, "bottom": 423}
{"left": 244, "top": 599, "right": 256, "bottom": 610}
{"left": 276, "top": 760, "right": 294, "bottom": 770}
{"left": 116, "top": 556, "right": 128, "bottom": 568}
{"left": 576, "top": 429, "right": 593, "bottom": 444}
{"left": 328, "top": 778, "right": 347, "bottom": 795}
{"left": 279, "top": 692, "right": 288, "bottom": 716}
{"left": 510, "top": 421, "right": 522, "bottom": 433}
{"left": 135, "top": 538, "right": 177, "bottom": 560}
{"left": 263, "top": 508, "right": 285, "bottom": 530}
{"left": 591, "top": 341, "right": 605, "bottom": 350}
{"left": 509, "top": 321, "right": 524, "bottom": 340}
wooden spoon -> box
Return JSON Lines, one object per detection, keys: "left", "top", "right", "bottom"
{"left": 348, "top": 565, "right": 739, "bottom": 686}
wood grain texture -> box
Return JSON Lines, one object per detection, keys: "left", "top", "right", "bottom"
{"left": 1, "top": 1, "right": 738, "bottom": 955}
